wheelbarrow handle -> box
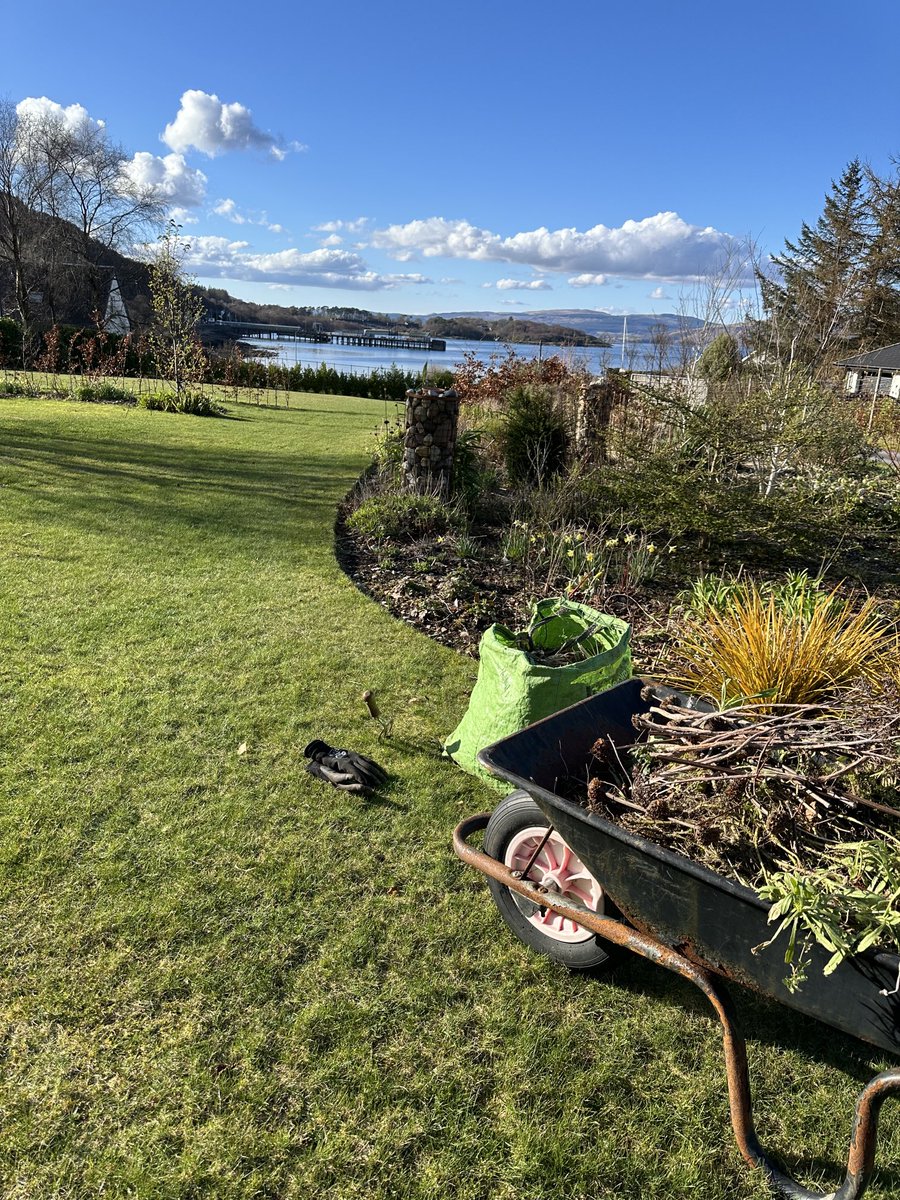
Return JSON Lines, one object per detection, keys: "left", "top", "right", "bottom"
{"left": 454, "top": 813, "right": 900, "bottom": 1200}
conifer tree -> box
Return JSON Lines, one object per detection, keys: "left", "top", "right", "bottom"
{"left": 758, "top": 160, "right": 900, "bottom": 374}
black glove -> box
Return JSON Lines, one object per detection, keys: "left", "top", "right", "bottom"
{"left": 303, "top": 740, "right": 388, "bottom": 793}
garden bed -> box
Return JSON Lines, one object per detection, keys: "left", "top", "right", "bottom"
{"left": 336, "top": 510, "right": 679, "bottom": 671}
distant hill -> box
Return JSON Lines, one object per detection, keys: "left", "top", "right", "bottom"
{"left": 429, "top": 309, "right": 707, "bottom": 342}
{"left": 422, "top": 314, "right": 609, "bottom": 347}
{"left": 0, "top": 205, "right": 152, "bottom": 330}
{"left": 195, "top": 292, "right": 610, "bottom": 348}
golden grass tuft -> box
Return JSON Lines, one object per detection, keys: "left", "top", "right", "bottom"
{"left": 674, "top": 583, "right": 896, "bottom": 706}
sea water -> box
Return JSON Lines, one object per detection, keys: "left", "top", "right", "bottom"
{"left": 240, "top": 335, "right": 639, "bottom": 377}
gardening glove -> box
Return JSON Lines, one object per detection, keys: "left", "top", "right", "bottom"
{"left": 303, "top": 740, "right": 388, "bottom": 792}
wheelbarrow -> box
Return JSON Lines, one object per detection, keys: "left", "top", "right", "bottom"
{"left": 453, "top": 677, "right": 900, "bottom": 1200}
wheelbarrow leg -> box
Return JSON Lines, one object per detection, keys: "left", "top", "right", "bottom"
{"left": 454, "top": 814, "right": 900, "bottom": 1200}
{"left": 698, "top": 967, "right": 900, "bottom": 1200}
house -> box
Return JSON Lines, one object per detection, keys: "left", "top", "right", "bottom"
{"left": 840, "top": 343, "right": 900, "bottom": 399}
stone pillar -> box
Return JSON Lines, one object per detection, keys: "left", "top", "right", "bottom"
{"left": 575, "top": 374, "right": 625, "bottom": 461}
{"left": 402, "top": 386, "right": 459, "bottom": 495}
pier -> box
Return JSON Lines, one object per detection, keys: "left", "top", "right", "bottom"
{"left": 202, "top": 319, "right": 445, "bottom": 352}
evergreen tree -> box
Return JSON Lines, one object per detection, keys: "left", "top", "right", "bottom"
{"left": 858, "top": 163, "right": 900, "bottom": 348}
{"left": 758, "top": 160, "right": 900, "bottom": 374}
{"left": 759, "top": 160, "right": 869, "bottom": 370}
{"left": 696, "top": 331, "right": 741, "bottom": 382}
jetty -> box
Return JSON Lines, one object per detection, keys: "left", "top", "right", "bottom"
{"left": 202, "top": 319, "right": 445, "bottom": 352}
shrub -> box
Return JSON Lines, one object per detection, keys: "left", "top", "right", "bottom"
{"left": 73, "top": 381, "right": 134, "bottom": 404}
{"left": 0, "top": 317, "right": 23, "bottom": 365}
{"left": 0, "top": 377, "right": 39, "bottom": 397}
{"left": 453, "top": 348, "right": 589, "bottom": 410}
{"left": 371, "top": 417, "right": 405, "bottom": 472}
{"left": 452, "top": 427, "right": 503, "bottom": 517}
{"left": 138, "top": 390, "right": 178, "bottom": 412}
{"left": 138, "top": 389, "right": 225, "bottom": 417}
{"left": 673, "top": 578, "right": 895, "bottom": 706}
{"left": 347, "top": 492, "right": 455, "bottom": 542}
{"left": 176, "top": 391, "right": 226, "bottom": 417}
{"left": 502, "top": 385, "right": 570, "bottom": 487}
{"left": 696, "top": 332, "right": 741, "bottom": 382}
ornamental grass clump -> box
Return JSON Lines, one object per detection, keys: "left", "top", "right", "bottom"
{"left": 674, "top": 577, "right": 895, "bottom": 707}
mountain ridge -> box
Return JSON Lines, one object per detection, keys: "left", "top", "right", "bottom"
{"left": 424, "top": 309, "right": 708, "bottom": 340}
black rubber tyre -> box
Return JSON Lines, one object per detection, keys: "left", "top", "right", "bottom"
{"left": 483, "top": 790, "right": 616, "bottom": 972}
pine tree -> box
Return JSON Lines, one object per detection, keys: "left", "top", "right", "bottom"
{"left": 696, "top": 331, "right": 741, "bottom": 382}
{"left": 758, "top": 160, "right": 900, "bottom": 374}
{"left": 759, "top": 160, "right": 869, "bottom": 370}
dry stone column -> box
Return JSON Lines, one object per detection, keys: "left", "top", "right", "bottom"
{"left": 575, "top": 374, "right": 624, "bottom": 461}
{"left": 402, "top": 386, "right": 459, "bottom": 495}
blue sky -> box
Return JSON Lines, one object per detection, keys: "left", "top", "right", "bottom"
{"left": 6, "top": 0, "right": 900, "bottom": 318}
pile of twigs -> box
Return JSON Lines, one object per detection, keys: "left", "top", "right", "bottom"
{"left": 585, "top": 683, "right": 900, "bottom": 886}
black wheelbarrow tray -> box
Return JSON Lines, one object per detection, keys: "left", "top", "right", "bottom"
{"left": 453, "top": 677, "right": 900, "bottom": 1200}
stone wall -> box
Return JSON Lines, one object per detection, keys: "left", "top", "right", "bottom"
{"left": 402, "top": 386, "right": 459, "bottom": 494}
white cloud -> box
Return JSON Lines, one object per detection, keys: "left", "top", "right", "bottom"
{"left": 162, "top": 90, "right": 292, "bottom": 159}
{"left": 212, "top": 197, "right": 283, "bottom": 232}
{"left": 168, "top": 207, "right": 200, "bottom": 225}
{"left": 16, "top": 96, "right": 105, "bottom": 132}
{"left": 122, "top": 151, "right": 208, "bottom": 209}
{"left": 319, "top": 233, "right": 343, "bottom": 247}
{"left": 213, "top": 197, "right": 240, "bottom": 220}
{"left": 494, "top": 278, "right": 552, "bottom": 291}
{"left": 371, "top": 212, "right": 740, "bottom": 282}
{"left": 181, "top": 237, "right": 432, "bottom": 290}
{"left": 314, "top": 217, "right": 370, "bottom": 234}
{"left": 648, "top": 286, "right": 670, "bottom": 300}
{"left": 569, "top": 273, "right": 608, "bottom": 288}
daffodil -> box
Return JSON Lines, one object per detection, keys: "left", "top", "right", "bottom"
{"left": 647, "top": 543, "right": 657, "bottom": 554}
{"left": 586, "top": 552, "right": 595, "bottom": 563}
{"left": 604, "top": 537, "right": 619, "bottom": 548}
{"left": 624, "top": 532, "right": 636, "bottom": 545}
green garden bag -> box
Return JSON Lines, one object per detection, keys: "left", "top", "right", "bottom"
{"left": 444, "top": 598, "right": 632, "bottom": 792}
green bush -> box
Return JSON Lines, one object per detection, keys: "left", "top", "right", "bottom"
{"left": 371, "top": 417, "right": 405, "bottom": 471}
{"left": 0, "top": 377, "right": 39, "bottom": 397}
{"left": 502, "top": 385, "right": 570, "bottom": 487}
{"left": 137, "top": 390, "right": 226, "bottom": 417}
{"left": 73, "top": 382, "right": 134, "bottom": 404}
{"left": 177, "top": 391, "right": 227, "bottom": 417}
{"left": 0, "top": 318, "right": 22, "bottom": 366}
{"left": 452, "top": 427, "right": 502, "bottom": 516}
{"left": 138, "top": 390, "right": 178, "bottom": 412}
{"left": 347, "top": 492, "right": 455, "bottom": 542}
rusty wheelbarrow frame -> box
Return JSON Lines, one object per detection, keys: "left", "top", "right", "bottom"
{"left": 452, "top": 678, "right": 900, "bottom": 1200}
{"left": 454, "top": 813, "right": 900, "bottom": 1200}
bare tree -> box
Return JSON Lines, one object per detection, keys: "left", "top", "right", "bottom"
{"left": 0, "top": 101, "right": 58, "bottom": 344}
{"left": 146, "top": 222, "right": 207, "bottom": 397}
{"left": 0, "top": 100, "right": 162, "bottom": 351}
{"left": 45, "top": 118, "right": 162, "bottom": 323}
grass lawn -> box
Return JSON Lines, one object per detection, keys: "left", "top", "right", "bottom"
{"left": 1, "top": 394, "right": 899, "bottom": 1199}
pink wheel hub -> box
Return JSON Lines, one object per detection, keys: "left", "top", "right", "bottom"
{"left": 504, "top": 826, "right": 604, "bottom": 943}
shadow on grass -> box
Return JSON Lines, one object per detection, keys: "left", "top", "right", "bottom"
{"left": 593, "top": 952, "right": 900, "bottom": 1191}
{"left": 1, "top": 428, "right": 362, "bottom": 562}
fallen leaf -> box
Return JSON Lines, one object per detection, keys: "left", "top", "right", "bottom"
{"left": 237, "top": 742, "right": 248, "bottom": 756}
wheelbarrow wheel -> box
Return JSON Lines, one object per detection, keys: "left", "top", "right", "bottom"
{"left": 484, "top": 790, "right": 615, "bottom": 971}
